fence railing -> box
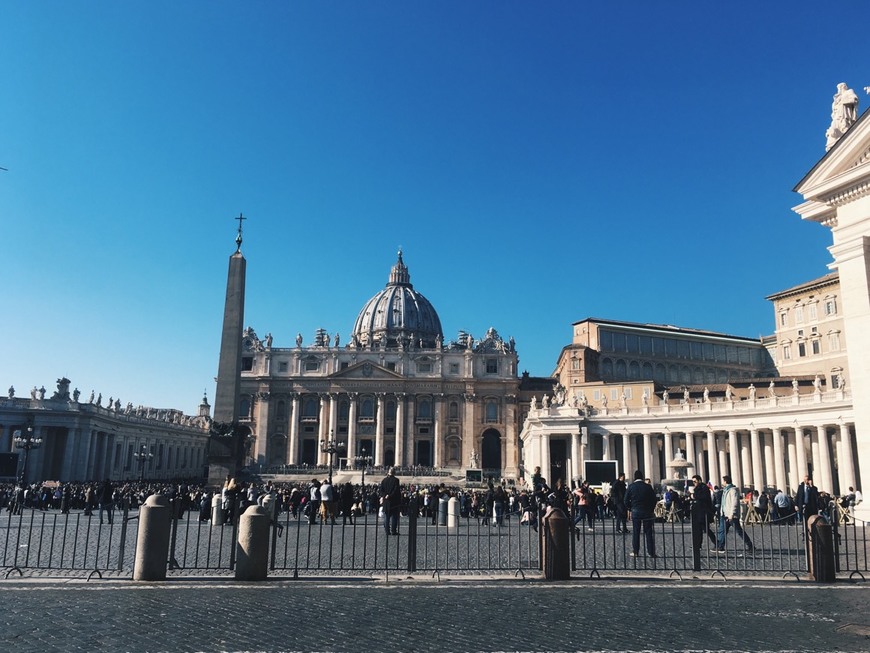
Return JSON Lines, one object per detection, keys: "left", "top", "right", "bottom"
{"left": 2, "top": 498, "right": 869, "bottom": 580}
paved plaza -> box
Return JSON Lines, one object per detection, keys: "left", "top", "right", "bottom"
{"left": 2, "top": 577, "right": 870, "bottom": 653}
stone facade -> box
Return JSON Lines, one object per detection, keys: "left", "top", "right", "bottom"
{"left": 234, "top": 253, "right": 530, "bottom": 478}
{"left": 0, "top": 379, "right": 211, "bottom": 483}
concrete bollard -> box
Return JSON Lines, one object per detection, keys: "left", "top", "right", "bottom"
{"left": 447, "top": 497, "right": 460, "bottom": 528}
{"left": 235, "top": 505, "right": 271, "bottom": 581}
{"left": 211, "top": 494, "right": 224, "bottom": 526}
{"left": 133, "top": 495, "right": 172, "bottom": 581}
{"left": 542, "top": 507, "right": 571, "bottom": 580}
{"left": 438, "top": 497, "right": 448, "bottom": 526}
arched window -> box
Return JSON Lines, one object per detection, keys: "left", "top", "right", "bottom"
{"left": 601, "top": 358, "right": 614, "bottom": 380}
{"left": 641, "top": 362, "right": 653, "bottom": 380}
{"left": 628, "top": 361, "right": 640, "bottom": 379}
{"left": 615, "top": 359, "right": 627, "bottom": 379}
{"left": 361, "top": 398, "right": 375, "bottom": 418}
{"left": 449, "top": 401, "right": 459, "bottom": 420}
{"left": 386, "top": 400, "right": 396, "bottom": 420}
{"left": 276, "top": 401, "right": 286, "bottom": 420}
{"left": 240, "top": 398, "right": 250, "bottom": 419}
{"left": 339, "top": 400, "right": 349, "bottom": 420}
{"left": 418, "top": 398, "right": 432, "bottom": 419}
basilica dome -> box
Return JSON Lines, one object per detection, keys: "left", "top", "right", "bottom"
{"left": 351, "top": 251, "right": 443, "bottom": 349}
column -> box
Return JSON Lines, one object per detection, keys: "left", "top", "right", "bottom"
{"left": 772, "top": 427, "right": 787, "bottom": 494}
{"left": 317, "top": 395, "right": 328, "bottom": 465}
{"left": 374, "top": 394, "right": 385, "bottom": 467}
{"left": 394, "top": 394, "right": 404, "bottom": 467}
{"left": 728, "top": 430, "right": 741, "bottom": 489}
{"left": 685, "top": 432, "right": 698, "bottom": 479}
{"left": 462, "top": 394, "right": 475, "bottom": 470}
{"left": 663, "top": 430, "right": 673, "bottom": 479}
{"left": 61, "top": 428, "right": 79, "bottom": 481}
{"left": 503, "top": 397, "right": 518, "bottom": 477}
{"left": 328, "top": 394, "right": 339, "bottom": 469}
{"left": 433, "top": 395, "right": 443, "bottom": 468}
{"left": 836, "top": 423, "right": 857, "bottom": 494}
{"left": 254, "top": 393, "right": 270, "bottom": 465}
{"left": 347, "top": 393, "right": 358, "bottom": 459}
{"left": 795, "top": 427, "right": 809, "bottom": 487}
{"left": 706, "top": 430, "right": 719, "bottom": 486}
{"left": 750, "top": 426, "right": 763, "bottom": 491}
{"left": 540, "top": 431, "right": 550, "bottom": 482}
{"left": 602, "top": 432, "right": 611, "bottom": 461}
{"left": 621, "top": 432, "right": 631, "bottom": 477}
{"left": 84, "top": 430, "right": 97, "bottom": 480}
{"left": 571, "top": 430, "right": 581, "bottom": 484}
{"left": 786, "top": 431, "right": 799, "bottom": 493}
{"left": 642, "top": 432, "right": 653, "bottom": 480}
{"left": 816, "top": 424, "right": 834, "bottom": 494}
{"left": 762, "top": 431, "right": 773, "bottom": 490}
{"left": 288, "top": 394, "right": 300, "bottom": 465}
{"left": 740, "top": 433, "right": 752, "bottom": 492}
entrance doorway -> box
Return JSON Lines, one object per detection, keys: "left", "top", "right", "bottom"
{"left": 416, "top": 440, "right": 431, "bottom": 467}
{"left": 481, "top": 429, "right": 502, "bottom": 474}
{"left": 549, "top": 438, "right": 568, "bottom": 487}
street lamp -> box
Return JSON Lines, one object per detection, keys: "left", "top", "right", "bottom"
{"left": 133, "top": 444, "right": 154, "bottom": 482}
{"left": 354, "top": 454, "right": 373, "bottom": 486}
{"left": 320, "top": 432, "right": 345, "bottom": 485}
{"left": 13, "top": 420, "right": 42, "bottom": 486}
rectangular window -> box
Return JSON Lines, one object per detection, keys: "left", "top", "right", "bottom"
{"left": 677, "top": 340, "right": 690, "bottom": 359}
{"left": 624, "top": 388, "right": 632, "bottom": 400}
{"left": 626, "top": 334, "right": 638, "bottom": 353}
{"left": 795, "top": 306, "right": 804, "bottom": 323}
{"left": 828, "top": 333, "right": 840, "bottom": 351}
{"left": 279, "top": 361, "right": 288, "bottom": 372}
{"left": 809, "top": 303, "right": 818, "bottom": 320}
{"left": 387, "top": 362, "right": 396, "bottom": 371}
{"left": 418, "top": 363, "right": 432, "bottom": 373}
{"left": 600, "top": 330, "right": 614, "bottom": 352}
{"left": 798, "top": 342, "right": 806, "bottom": 357}
{"left": 485, "top": 359, "right": 498, "bottom": 374}
{"left": 812, "top": 340, "right": 820, "bottom": 355}
{"left": 242, "top": 357, "right": 254, "bottom": 371}
{"left": 610, "top": 389, "right": 618, "bottom": 401}
{"left": 780, "top": 311, "right": 788, "bottom": 326}
{"left": 690, "top": 342, "right": 703, "bottom": 360}
{"left": 304, "top": 361, "right": 318, "bottom": 371}
{"left": 783, "top": 345, "right": 791, "bottom": 360}
{"left": 593, "top": 390, "right": 600, "bottom": 401}
{"left": 449, "top": 363, "right": 459, "bottom": 374}
{"left": 824, "top": 299, "right": 836, "bottom": 315}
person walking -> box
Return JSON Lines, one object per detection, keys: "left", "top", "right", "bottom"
{"left": 689, "top": 475, "right": 716, "bottom": 569}
{"left": 98, "top": 479, "right": 114, "bottom": 525}
{"left": 339, "top": 482, "right": 355, "bottom": 525}
{"left": 379, "top": 467, "right": 402, "bottom": 535}
{"left": 716, "top": 475, "right": 754, "bottom": 554}
{"left": 624, "top": 470, "right": 657, "bottom": 558}
{"left": 612, "top": 473, "right": 628, "bottom": 533}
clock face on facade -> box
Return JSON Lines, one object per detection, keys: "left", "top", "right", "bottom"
{"left": 243, "top": 337, "right": 254, "bottom": 350}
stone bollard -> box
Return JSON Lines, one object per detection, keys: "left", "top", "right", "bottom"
{"left": 447, "top": 497, "right": 461, "bottom": 528}
{"left": 133, "top": 495, "right": 172, "bottom": 581}
{"left": 438, "top": 497, "right": 448, "bottom": 526}
{"left": 211, "top": 494, "right": 224, "bottom": 526}
{"left": 235, "top": 505, "right": 271, "bottom": 581}
{"left": 542, "top": 507, "right": 571, "bottom": 580}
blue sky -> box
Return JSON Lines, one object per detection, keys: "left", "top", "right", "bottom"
{"left": 2, "top": 2, "right": 868, "bottom": 413}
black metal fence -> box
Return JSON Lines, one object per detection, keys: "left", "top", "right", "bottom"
{"left": 2, "top": 499, "right": 869, "bottom": 580}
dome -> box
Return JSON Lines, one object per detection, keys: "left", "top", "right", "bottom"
{"left": 351, "top": 251, "right": 443, "bottom": 349}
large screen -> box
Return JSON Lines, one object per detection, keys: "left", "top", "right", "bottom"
{"left": 584, "top": 460, "right": 618, "bottom": 486}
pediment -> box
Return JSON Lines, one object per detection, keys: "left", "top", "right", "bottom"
{"left": 329, "top": 360, "right": 405, "bottom": 380}
{"left": 795, "top": 108, "right": 870, "bottom": 205}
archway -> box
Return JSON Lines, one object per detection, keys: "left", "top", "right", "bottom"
{"left": 481, "top": 429, "right": 502, "bottom": 475}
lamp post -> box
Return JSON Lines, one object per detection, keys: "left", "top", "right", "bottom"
{"left": 320, "top": 432, "right": 345, "bottom": 485}
{"left": 354, "top": 454, "right": 373, "bottom": 486}
{"left": 133, "top": 444, "right": 154, "bottom": 482}
{"left": 13, "top": 420, "right": 42, "bottom": 486}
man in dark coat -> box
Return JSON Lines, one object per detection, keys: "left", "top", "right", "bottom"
{"left": 379, "top": 467, "right": 402, "bottom": 535}
{"left": 690, "top": 475, "right": 716, "bottom": 570}
{"left": 611, "top": 473, "right": 628, "bottom": 533}
{"left": 624, "top": 470, "right": 657, "bottom": 558}
{"left": 795, "top": 475, "right": 820, "bottom": 521}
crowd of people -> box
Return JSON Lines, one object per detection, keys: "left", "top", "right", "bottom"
{"left": 2, "top": 469, "right": 861, "bottom": 558}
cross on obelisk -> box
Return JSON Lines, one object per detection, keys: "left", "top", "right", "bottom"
{"left": 235, "top": 213, "right": 246, "bottom": 252}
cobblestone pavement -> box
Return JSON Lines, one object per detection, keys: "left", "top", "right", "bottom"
{"left": 1, "top": 577, "right": 870, "bottom": 653}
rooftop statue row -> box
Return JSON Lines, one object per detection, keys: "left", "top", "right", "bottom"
{"left": 244, "top": 325, "right": 517, "bottom": 354}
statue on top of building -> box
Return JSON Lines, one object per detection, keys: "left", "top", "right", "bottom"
{"left": 826, "top": 82, "right": 860, "bottom": 150}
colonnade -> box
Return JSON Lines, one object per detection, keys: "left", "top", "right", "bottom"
{"left": 582, "top": 421, "right": 857, "bottom": 494}
{"left": 258, "top": 391, "right": 518, "bottom": 474}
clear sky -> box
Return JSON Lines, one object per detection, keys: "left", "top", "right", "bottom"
{"left": 3, "top": 2, "right": 868, "bottom": 414}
